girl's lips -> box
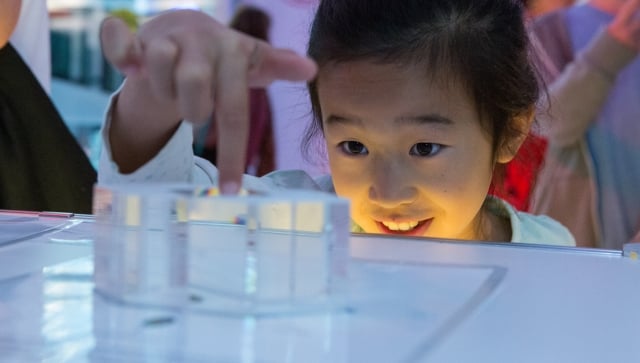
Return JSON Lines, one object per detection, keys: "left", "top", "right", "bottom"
{"left": 375, "top": 218, "right": 432, "bottom": 236}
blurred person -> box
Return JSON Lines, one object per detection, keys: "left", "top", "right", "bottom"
{"left": 0, "top": 0, "right": 96, "bottom": 213}
{"left": 529, "top": 0, "right": 640, "bottom": 248}
{"left": 193, "top": 5, "right": 275, "bottom": 176}
{"left": 9, "top": 0, "right": 51, "bottom": 93}
{"left": 524, "top": 0, "right": 577, "bottom": 17}
{"left": 492, "top": 0, "right": 576, "bottom": 211}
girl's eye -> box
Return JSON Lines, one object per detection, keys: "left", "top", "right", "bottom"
{"left": 410, "top": 143, "right": 442, "bottom": 157}
{"left": 339, "top": 141, "right": 368, "bottom": 155}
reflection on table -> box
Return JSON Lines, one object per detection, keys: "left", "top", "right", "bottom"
{"left": 0, "top": 211, "right": 638, "bottom": 362}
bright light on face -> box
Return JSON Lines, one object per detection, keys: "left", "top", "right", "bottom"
{"left": 318, "top": 61, "right": 500, "bottom": 241}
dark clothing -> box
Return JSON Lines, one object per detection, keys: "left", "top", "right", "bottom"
{"left": 0, "top": 43, "right": 96, "bottom": 213}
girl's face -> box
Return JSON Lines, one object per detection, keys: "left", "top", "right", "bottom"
{"left": 318, "top": 61, "right": 515, "bottom": 241}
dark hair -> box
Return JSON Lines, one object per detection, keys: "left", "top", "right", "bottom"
{"left": 303, "top": 0, "right": 540, "bottom": 181}
{"left": 230, "top": 5, "right": 271, "bottom": 41}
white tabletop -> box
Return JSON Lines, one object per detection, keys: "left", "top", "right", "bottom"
{"left": 0, "top": 210, "right": 637, "bottom": 362}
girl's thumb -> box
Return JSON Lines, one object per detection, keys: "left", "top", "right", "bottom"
{"left": 100, "top": 16, "right": 142, "bottom": 76}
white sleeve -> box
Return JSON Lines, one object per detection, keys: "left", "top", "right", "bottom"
{"left": 97, "top": 92, "right": 217, "bottom": 185}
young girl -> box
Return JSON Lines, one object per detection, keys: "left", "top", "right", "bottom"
{"left": 98, "top": 0, "right": 575, "bottom": 245}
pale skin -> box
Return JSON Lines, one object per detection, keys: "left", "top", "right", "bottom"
{"left": 100, "top": 11, "right": 317, "bottom": 193}
{"left": 0, "top": 0, "right": 21, "bottom": 48}
{"left": 101, "top": 10, "right": 532, "bottom": 241}
{"left": 319, "top": 62, "right": 530, "bottom": 241}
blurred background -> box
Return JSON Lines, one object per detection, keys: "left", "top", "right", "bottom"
{"left": 47, "top": 0, "right": 326, "bottom": 175}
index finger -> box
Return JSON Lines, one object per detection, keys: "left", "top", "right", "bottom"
{"left": 215, "top": 43, "right": 252, "bottom": 194}
{"left": 216, "top": 38, "right": 317, "bottom": 193}
{"left": 247, "top": 40, "right": 318, "bottom": 88}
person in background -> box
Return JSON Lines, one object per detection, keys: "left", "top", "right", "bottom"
{"left": 98, "top": 0, "right": 575, "bottom": 245}
{"left": 0, "top": 0, "right": 22, "bottom": 46}
{"left": 524, "top": 0, "right": 577, "bottom": 17}
{"left": 9, "top": 0, "right": 51, "bottom": 94}
{"left": 491, "top": 0, "right": 576, "bottom": 211}
{"left": 193, "top": 5, "right": 276, "bottom": 176}
{"left": 0, "top": 0, "right": 96, "bottom": 213}
{"left": 529, "top": 0, "right": 640, "bottom": 249}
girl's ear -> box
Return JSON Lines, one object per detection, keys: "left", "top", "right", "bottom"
{"left": 496, "top": 106, "right": 535, "bottom": 164}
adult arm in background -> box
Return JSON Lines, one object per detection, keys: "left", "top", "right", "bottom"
{"left": 0, "top": 0, "right": 21, "bottom": 48}
{"left": 534, "top": 0, "right": 640, "bottom": 146}
{"left": 100, "top": 10, "right": 316, "bottom": 193}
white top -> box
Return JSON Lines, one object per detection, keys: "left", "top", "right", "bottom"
{"left": 99, "top": 109, "right": 575, "bottom": 246}
{"left": 10, "top": 0, "right": 51, "bottom": 93}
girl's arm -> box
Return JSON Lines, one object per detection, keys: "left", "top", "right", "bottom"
{"left": 100, "top": 10, "right": 316, "bottom": 193}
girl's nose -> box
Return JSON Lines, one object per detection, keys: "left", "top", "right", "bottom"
{"left": 367, "top": 158, "right": 418, "bottom": 207}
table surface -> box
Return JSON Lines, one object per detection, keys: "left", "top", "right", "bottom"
{"left": 0, "top": 210, "right": 637, "bottom": 363}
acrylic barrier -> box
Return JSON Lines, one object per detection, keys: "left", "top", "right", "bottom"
{"left": 92, "top": 184, "right": 351, "bottom": 316}
{"left": 4, "top": 210, "right": 598, "bottom": 362}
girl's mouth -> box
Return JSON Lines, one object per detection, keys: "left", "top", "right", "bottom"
{"left": 376, "top": 218, "right": 432, "bottom": 236}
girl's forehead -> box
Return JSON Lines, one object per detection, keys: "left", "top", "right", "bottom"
{"left": 318, "top": 61, "right": 462, "bottom": 94}
{"left": 317, "top": 61, "right": 469, "bottom": 108}
{"left": 320, "top": 61, "right": 415, "bottom": 82}
{"left": 317, "top": 61, "right": 483, "bottom": 132}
